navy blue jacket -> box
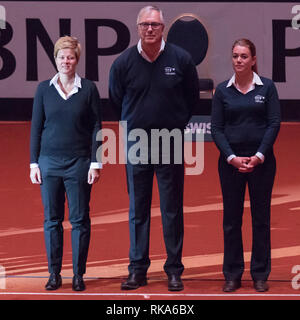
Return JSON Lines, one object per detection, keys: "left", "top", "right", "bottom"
{"left": 30, "top": 78, "right": 102, "bottom": 163}
{"left": 211, "top": 77, "right": 281, "bottom": 158}
{"left": 109, "top": 42, "right": 199, "bottom": 131}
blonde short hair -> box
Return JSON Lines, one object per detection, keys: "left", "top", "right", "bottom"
{"left": 54, "top": 36, "right": 81, "bottom": 61}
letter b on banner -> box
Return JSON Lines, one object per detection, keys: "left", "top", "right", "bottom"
{"left": 0, "top": 20, "right": 16, "bottom": 79}
{"left": 0, "top": 265, "right": 6, "bottom": 289}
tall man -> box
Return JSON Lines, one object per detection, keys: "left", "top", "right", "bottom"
{"left": 109, "top": 6, "right": 199, "bottom": 291}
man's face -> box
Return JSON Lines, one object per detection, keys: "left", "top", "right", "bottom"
{"left": 137, "top": 10, "right": 164, "bottom": 46}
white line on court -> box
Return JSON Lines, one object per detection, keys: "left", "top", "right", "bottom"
{"left": 0, "top": 292, "right": 300, "bottom": 298}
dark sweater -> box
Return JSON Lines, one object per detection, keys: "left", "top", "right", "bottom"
{"left": 109, "top": 42, "right": 199, "bottom": 131}
{"left": 211, "top": 77, "right": 281, "bottom": 158}
{"left": 30, "top": 78, "right": 102, "bottom": 163}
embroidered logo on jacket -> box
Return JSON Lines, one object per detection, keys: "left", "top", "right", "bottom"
{"left": 254, "top": 95, "right": 265, "bottom": 103}
{"left": 164, "top": 67, "right": 176, "bottom": 75}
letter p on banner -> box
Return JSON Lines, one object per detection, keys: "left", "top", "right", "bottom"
{"left": 0, "top": 5, "right": 6, "bottom": 29}
{"left": 0, "top": 265, "right": 6, "bottom": 289}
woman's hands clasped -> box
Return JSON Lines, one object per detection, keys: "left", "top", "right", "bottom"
{"left": 230, "top": 156, "right": 262, "bottom": 173}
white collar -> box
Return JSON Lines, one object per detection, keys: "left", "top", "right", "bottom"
{"left": 50, "top": 73, "right": 81, "bottom": 88}
{"left": 137, "top": 38, "right": 165, "bottom": 62}
{"left": 49, "top": 73, "right": 81, "bottom": 100}
{"left": 226, "top": 72, "right": 263, "bottom": 88}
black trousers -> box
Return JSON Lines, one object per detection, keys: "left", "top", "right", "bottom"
{"left": 39, "top": 155, "right": 92, "bottom": 276}
{"left": 218, "top": 153, "right": 276, "bottom": 281}
{"left": 125, "top": 134, "right": 185, "bottom": 276}
{"left": 126, "top": 162, "right": 185, "bottom": 277}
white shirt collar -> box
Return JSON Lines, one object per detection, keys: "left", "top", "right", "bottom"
{"left": 137, "top": 38, "right": 165, "bottom": 62}
{"left": 50, "top": 73, "right": 81, "bottom": 100}
{"left": 226, "top": 72, "right": 263, "bottom": 93}
{"left": 50, "top": 73, "right": 81, "bottom": 87}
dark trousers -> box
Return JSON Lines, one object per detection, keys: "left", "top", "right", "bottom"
{"left": 39, "top": 155, "right": 92, "bottom": 276}
{"left": 126, "top": 162, "right": 185, "bottom": 276}
{"left": 218, "top": 153, "right": 276, "bottom": 281}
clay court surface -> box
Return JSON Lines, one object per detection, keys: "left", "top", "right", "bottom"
{"left": 0, "top": 122, "right": 300, "bottom": 301}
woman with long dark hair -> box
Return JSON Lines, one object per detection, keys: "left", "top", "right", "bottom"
{"left": 211, "top": 39, "right": 281, "bottom": 292}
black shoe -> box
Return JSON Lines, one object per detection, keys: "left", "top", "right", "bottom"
{"left": 45, "top": 273, "right": 62, "bottom": 290}
{"left": 72, "top": 275, "right": 85, "bottom": 291}
{"left": 121, "top": 273, "right": 147, "bottom": 290}
{"left": 223, "top": 280, "right": 241, "bottom": 292}
{"left": 253, "top": 280, "right": 269, "bottom": 292}
{"left": 168, "top": 274, "right": 184, "bottom": 292}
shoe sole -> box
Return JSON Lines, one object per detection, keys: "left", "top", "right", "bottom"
{"left": 168, "top": 286, "right": 184, "bottom": 292}
{"left": 121, "top": 279, "right": 147, "bottom": 290}
{"left": 253, "top": 281, "right": 269, "bottom": 292}
{"left": 45, "top": 281, "right": 62, "bottom": 291}
{"left": 254, "top": 286, "right": 269, "bottom": 292}
{"left": 223, "top": 283, "right": 241, "bottom": 292}
{"left": 72, "top": 286, "right": 86, "bottom": 291}
{"left": 223, "top": 287, "right": 240, "bottom": 292}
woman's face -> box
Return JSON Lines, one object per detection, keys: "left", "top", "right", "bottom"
{"left": 232, "top": 45, "right": 256, "bottom": 75}
{"left": 55, "top": 48, "right": 78, "bottom": 76}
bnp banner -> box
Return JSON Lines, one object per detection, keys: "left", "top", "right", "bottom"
{"left": 0, "top": 1, "right": 300, "bottom": 100}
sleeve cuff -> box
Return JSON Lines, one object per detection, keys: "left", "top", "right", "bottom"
{"left": 90, "top": 162, "right": 103, "bottom": 169}
{"left": 30, "top": 163, "right": 39, "bottom": 168}
{"left": 255, "top": 152, "right": 265, "bottom": 163}
{"left": 227, "top": 154, "right": 236, "bottom": 163}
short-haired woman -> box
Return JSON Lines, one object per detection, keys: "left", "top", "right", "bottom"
{"left": 30, "top": 36, "right": 102, "bottom": 291}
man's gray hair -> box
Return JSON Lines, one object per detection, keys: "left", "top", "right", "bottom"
{"left": 137, "top": 5, "right": 164, "bottom": 24}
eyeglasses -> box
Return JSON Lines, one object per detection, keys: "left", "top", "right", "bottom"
{"left": 138, "top": 22, "right": 163, "bottom": 30}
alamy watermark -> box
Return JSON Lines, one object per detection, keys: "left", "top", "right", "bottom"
{"left": 292, "top": 5, "right": 300, "bottom": 29}
{"left": 0, "top": 5, "right": 6, "bottom": 29}
{"left": 96, "top": 121, "right": 204, "bottom": 175}
{"left": 291, "top": 265, "right": 300, "bottom": 290}
{"left": 0, "top": 264, "right": 5, "bottom": 289}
